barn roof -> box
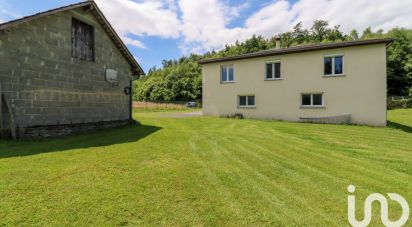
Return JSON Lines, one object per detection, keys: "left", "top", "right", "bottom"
{"left": 0, "top": 0, "right": 145, "bottom": 76}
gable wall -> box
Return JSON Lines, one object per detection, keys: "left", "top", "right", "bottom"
{"left": 0, "top": 7, "right": 134, "bottom": 132}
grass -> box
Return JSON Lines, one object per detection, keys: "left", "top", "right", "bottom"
{"left": 133, "top": 108, "right": 201, "bottom": 113}
{"left": 0, "top": 109, "right": 411, "bottom": 226}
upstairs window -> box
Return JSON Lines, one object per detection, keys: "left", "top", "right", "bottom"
{"left": 324, "top": 55, "right": 343, "bottom": 76}
{"left": 301, "top": 93, "right": 324, "bottom": 107}
{"left": 266, "top": 61, "right": 281, "bottom": 80}
{"left": 72, "top": 18, "right": 94, "bottom": 62}
{"left": 221, "top": 65, "right": 234, "bottom": 83}
{"left": 238, "top": 95, "right": 255, "bottom": 108}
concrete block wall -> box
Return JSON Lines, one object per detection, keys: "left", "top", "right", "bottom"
{"left": 0, "top": 7, "right": 133, "bottom": 132}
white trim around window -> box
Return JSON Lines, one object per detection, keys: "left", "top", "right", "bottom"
{"left": 238, "top": 95, "right": 256, "bottom": 108}
{"left": 265, "top": 60, "right": 282, "bottom": 80}
{"left": 323, "top": 54, "right": 344, "bottom": 77}
{"left": 300, "top": 93, "right": 325, "bottom": 108}
{"left": 220, "top": 65, "right": 234, "bottom": 83}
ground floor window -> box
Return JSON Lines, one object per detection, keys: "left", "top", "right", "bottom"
{"left": 238, "top": 95, "right": 255, "bottom": 107}
{"left": 301, "top": 93, "right": 323, "bottom": 107}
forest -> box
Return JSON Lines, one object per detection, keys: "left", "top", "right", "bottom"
{"left": 133, "top": 20, "right": 412, "bottom": 102}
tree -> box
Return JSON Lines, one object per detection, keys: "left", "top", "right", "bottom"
{"left": 350, "top": 29, "right": 359, "bottom": 40}
{"left": 310, "top": 20, "right": 330, "bottom": 42}
{"left": 327, "top": 25, "right": 347, "bottom": 41}
{"left": 279, "top": 32, "right": 294, "bottom": 48}
{"left": 386, "top": 28, "right": 412, "bottom": 95}
{"left": 293, "top": 22, "right": 310, "bottom": 44}
{"left": 134, "top": 21, "right": 412, "bottom": 101}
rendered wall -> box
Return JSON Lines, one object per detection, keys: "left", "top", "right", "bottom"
{"left": 202, "top": 44, "right": 387, "bottom": 126}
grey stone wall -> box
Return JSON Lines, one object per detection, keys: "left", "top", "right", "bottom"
{"left": 0, "top": 7, "right": 134, "bottom": 133}
{"left": 17, "top": 120, "right": 132, "bottom": 139}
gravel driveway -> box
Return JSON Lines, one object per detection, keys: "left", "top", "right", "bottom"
{"left": 162, "top": 111, "right": 202, "bottom": 118}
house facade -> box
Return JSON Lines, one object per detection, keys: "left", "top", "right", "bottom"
{"left": 200, "top": 39, "right": 393, "bottom": 127}
{"left": 0, "top": 2, "right": 144, "bottom": 139}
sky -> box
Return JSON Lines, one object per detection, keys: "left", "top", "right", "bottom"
{"left": 1, "top": 0, "right": 412, "bottom": 72}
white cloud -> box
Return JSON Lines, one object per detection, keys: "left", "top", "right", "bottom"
{"left": 177, "top": 0, "right": 412, "bottom": 54}
{"left": 244, "top": 1, "right": 294, "bottom": 37}
{"left": 0, "top": 0, "right": 20, "bottom": 22}
{"left": 94, "top": 0, "right": 181, "bottom": 49}
{"left": 178, "top": 0, "right": 251, "bottom": 54}
{"left": 4, "top": 0, "right": 411, "bottom": 54}
{"left": 288, "top": 0, "right": 412, "bottom": 33}
{"left": 121, "top": 35, "right": 146, "bottom": 49}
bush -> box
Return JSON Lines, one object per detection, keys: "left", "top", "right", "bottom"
{"left": 221, "top": 113, "right": 244, "bottom": 119}
{"left": 387, "top": 98, "right": 412, "bottom": 109}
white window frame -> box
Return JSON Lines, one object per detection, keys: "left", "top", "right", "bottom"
{"left": 238, "top": 95, "right": 256, "bottom": 108}
{"left": 265, "top": 60, "right": 282, "bottom": 80}
{"left": 221, "top": 65, "right": 234, "bottom": 83}
{"left": 301, "top": 93, "right": 324, "bottom": 108}
{"left": 323, "top": 54, "right": 344, "bottom": 77}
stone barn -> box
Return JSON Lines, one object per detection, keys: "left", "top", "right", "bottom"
{"left": 0, "top": 1, "right": 144, "bottom": 139}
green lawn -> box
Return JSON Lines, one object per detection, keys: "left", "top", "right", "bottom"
{"left": 0, "top": 109, "right": 411, "bottom": 226}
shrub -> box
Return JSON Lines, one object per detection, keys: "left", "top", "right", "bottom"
{"left": 408, "top": 99, "right": 412, "bottom": 107}
{"left": 388, "top": 98, "right": 412, "bottom": 109}
{"left": 221, "top": 113, "right": 244, "bottom": 119}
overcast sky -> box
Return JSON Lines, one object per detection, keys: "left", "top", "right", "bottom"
{"left": 1, "top": 0, "right": 411, "bottom": 71}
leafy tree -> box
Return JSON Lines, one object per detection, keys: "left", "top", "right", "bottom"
{"left": 293, "top": 22, "right": 310, "bottom": 44}
{"left": 279, "top": 32, "right": 294, "bottom": 48}
{"left": 310, "top": 20, "right": 330, "bottom": 42}
{"left": 134, "top": 21, "right": 412, "bottom": 101}
{"left": 386, "top": 28, "right": 412, "bottom": 95}
{"left": 350, "top": 29, "right": 359, "bottom": 40}
{"left": 326, "top": 25, "right": 347, "bottom": 42}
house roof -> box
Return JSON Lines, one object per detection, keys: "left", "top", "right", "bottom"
{"left": 0, "top": 0, "right": 145, "bottom": 76}
{"left": 199, "top": 38, "right": 394, "bottom": 64}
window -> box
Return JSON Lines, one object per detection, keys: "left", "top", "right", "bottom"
{"left": 72, "top": 18, "right": 94, "bottom": 62}
{"left": 266, "top": 61, "right": 281, "bottom": 80}
{"left": 301, "top": 93, "right": 324, "bottom": 107}
{"left": 238, "top": 95, "right": 255, "bottom": 107}
{"left": 324, "top": 55, "right": 343, "bottom": 76}
{"left": 221, "top": 65, "right": 234, "bottom": 83}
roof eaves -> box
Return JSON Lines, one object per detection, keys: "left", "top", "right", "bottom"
{"left": 0, "top": 1, "right": 92, "bottom": 30}
{"left": 88, "top": 2, "right": 145, "bottom": 76}
{"left": 199, "top": 38, "right": 394, "bottom": 64}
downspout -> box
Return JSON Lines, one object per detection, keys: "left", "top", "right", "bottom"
{"left": 129, "top": 79, "right": 133, "bottom": 121}
{"left": 385, "top": 42, "right": 393, "bottom": 127}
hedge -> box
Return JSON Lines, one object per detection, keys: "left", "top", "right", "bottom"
{"left": 387, "top": 98, "right": 412, "bottom": 109}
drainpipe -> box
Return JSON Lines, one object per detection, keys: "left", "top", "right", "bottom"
{"left": 129, "top": 79, "right": 133, "bottom": 122}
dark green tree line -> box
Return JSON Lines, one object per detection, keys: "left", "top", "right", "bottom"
{"left": 134, "top": 20, "right": 412, "bottom": 101}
